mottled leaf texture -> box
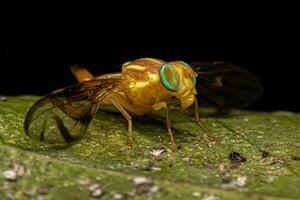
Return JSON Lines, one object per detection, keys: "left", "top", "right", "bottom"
{"left": 192, "top": 62, "right": 263, "bottom": 111}
{"left": 24, "top": 78, "right": 122, "bottom": 145}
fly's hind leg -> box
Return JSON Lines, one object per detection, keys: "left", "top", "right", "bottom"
{"left": 109, "top": 97, "right": 133, "bottom": 148}
{"left": 194, "top": 99, "right": 208, "bottom": 133}
{"left": 195, "top": 99, "right": 220, "bottom": 142}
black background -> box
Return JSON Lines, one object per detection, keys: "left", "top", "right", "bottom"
{"left": 4, "top": 2, "right": 299, "bottom": 111}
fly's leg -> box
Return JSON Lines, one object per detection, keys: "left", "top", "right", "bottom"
{"left": 195, "top": 99, "right": 220, "bottom": 142}
{"left": 70, "top": 65, "right": 94, "bottom": 82}
{"left": 153, "top": 102, "right": 177, "bottom": 151}
{"left": 109, "top": 97, "right": 133, "bottom": 148}
{"left": 194, "top": 99, "right": 208, "bottom": 133}
{"left": 165, "top": 105, "right": 177, "bottom": 151}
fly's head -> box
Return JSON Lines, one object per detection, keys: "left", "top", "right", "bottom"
{"left": 159, "top": 61, "right": 198, "bottom": 109}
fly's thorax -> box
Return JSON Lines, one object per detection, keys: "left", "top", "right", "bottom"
{"left": 122, "top": 58, "right": 165, "bottom": 86}
{"left": 122, "top": 58, "right": 165, "bottom": 74}
{"left": 121, "top": 58, "right": 172, "bottom": 111}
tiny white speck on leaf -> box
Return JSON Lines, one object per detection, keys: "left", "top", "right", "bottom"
{"left": 3, "top": 170, "right": 17, "bottom": 181}
{"left": 149, "top": 185, "right": 160, "bottom": 193}
{"left": 202, "top": 195, "right": 219, "bottom": 200}
{"left": 192, "top": 192, "right": 201, "bottom": 197}
{"left": 89, "top": 183, "right": 100, "bottom": 191}
{"left": 132, "top": 177, "right": 151, "bottom": 185}
{"left": 113, "top": 193, "right": 124, "bottom": 200}
{"left": 91, "top": 188, "right": 103, "bottom": 198}
{"left": 233, "top": 176, "right": 247, "bottom": 187}
{"left": 150, "top": 149, "right": 166, "bottom": 157}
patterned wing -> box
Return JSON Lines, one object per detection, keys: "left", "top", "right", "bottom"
{"left": 24, "top": 78, "right": 123, "bottom": 145}
{"left": 191, "top": 61, "right": 263, "bottom": 111}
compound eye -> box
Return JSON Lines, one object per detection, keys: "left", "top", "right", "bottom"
{"left": 191, "top": 76, "right": 197, "bottom": 85}
{"left": 179, "top": 61, "right": 192, "bottom": 68}
{"left": 179, "top": 61, "right": 197, "bottom": 85}
{"left": 160, "top": 63, "right": 180, "bottom": 91}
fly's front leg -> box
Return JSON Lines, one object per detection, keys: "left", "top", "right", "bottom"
{"left": 153, "top": 102, "right": 177, "bottom": 151}
{"left": 109, "top": 97, "right": 133, "bottom": 148}
{"left": 195, "top": 99, "right": 219, "bottom": 142}
{"left": 165, "top": 105, "right": 177, "bottom": 151}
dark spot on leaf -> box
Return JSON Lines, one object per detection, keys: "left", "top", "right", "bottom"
{"left": 221, "top": 176, "right": 231, "bottom": 184}
{"left": 228, "top": 151, "right": 246, "bottom": 164}
{"left": 142, "top": 164, "right": 161, "bottom": 171}
{"left": 291, "top": 155, "right": 300, "bottom": 161}
{"left": 134, "top": 184, "right": 153, "bottom": 195}
{"left": 168, "top": 162, "right": 174, "bottom": 168}
{"left": 143, "top": 165, "right": 154, "bottom": 171}
{"left": 261, "top": 150, "right": 271, "bottom": 158}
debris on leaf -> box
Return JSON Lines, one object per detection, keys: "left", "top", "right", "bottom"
{"left": 218, "top": 163, "right": 225, "bottom": 173}
{"left": 132, "top": 177, "right": 151, "bottom": 185}
{"left": 12, "top": 161, "right": 25, "bottom": 177}
{"left": 232, "top": 176, "right": 247, "bottom": 187}
{"left": 77, "top": 176, "right": 91, "bottom": 186}
{"left": 23, "top": 188, "right": 37, "bottom": 197}
{"left": 202, "top": 195, "right": 219, "bottom": 200}
{"left": 150, "top": 147, "right": 166, "bottom": 157}
{"left": 3, "top": 170, "right": 17, "bottom": 181}
{"left": 261, "top": 150, "right": 271, "bottom": 158}
{"left": 89, "top": 183, "right": 100, "bottom": 191}
{"left": 2, "top": 161, "right": 26, "bottom": 182}
{"left": 143, "top": 165, "right": 161, "bottom": 171}
{"left": 89, "top": 183, "right": 104, "bottom": 198}
{"left": 38, "top": 187, "right": 49, "bottom": 195}
{"left": 113, "top": 193, "right": 128, "bottom": 200}
{"left": 293, "top": 143, "right": 300, "bottom": 148}
{"left": 221, "top": 175, "right": 231, "bottom": 184}
{"left": 23, "top": 186, "right": 49, "bottom": 198}
{"left": 228, "top": 151, "right": 246, "bottom": 164}
{"left": 149, "top": 185, "right": 160, "bottom": 193}
{"left": 291, "top": 155, "right": 300, "bottom": 161}
{"left": 192, "top": 191, "right": 201, "bottom": 197}
{"left": 0, "top": 95, "right": 7, "bottom": 101}
{"left": 5, "top": 192, "right": 15, "bottom": 200}
{"left": 222, "top": 176, "right": 248, "bottom": 188}
{"left": 131, "top": 176, "right": 160, "bottom": 196}
{"left": 91, "top": 188, "right": 104, "bottom": 198}
{"left": 134, "top": 184, "right": 159, "bottom": 195}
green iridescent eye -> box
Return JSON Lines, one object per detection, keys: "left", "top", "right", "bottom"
{"left": 160, "top": 64, "right": 180, "bottom": 91}
{"left": 179, "top": 61, "right": 197, "bottom": 85}
{"left": 179, "top": 61, "right": 191, "bottom": 68}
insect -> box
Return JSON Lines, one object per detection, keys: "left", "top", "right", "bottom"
{"left": 24, "top": 58, "right": 263, "bottom": 151}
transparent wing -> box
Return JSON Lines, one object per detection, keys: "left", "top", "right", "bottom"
{"left": 24, "top": 78, "right": 123, "bottom": 145}
{"left": 191, "top": 61, "right": 263, "bottom": 111}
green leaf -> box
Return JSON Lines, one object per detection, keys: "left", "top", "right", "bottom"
{"left": 1, "top": 96, "right": 300, "bottom": 199}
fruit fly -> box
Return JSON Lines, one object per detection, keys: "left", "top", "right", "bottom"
{"left": 24, "top": 58, "right": 263, "bottom": 151}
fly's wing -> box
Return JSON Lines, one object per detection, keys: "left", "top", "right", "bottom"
{"left": 24, "top": 78, "right": 123, "bottom": 145}
{"left": 191, "top": 62, "right": 263, "bottom": 111}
